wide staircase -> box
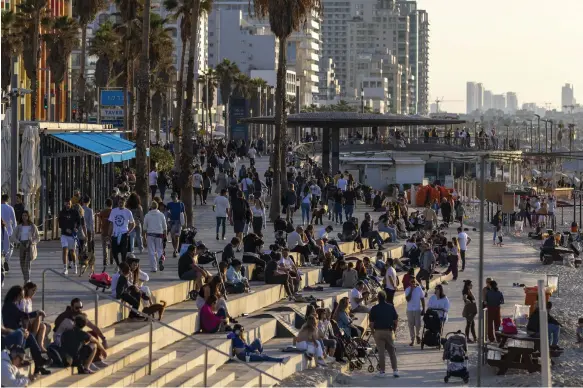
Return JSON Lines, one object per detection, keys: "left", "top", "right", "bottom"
{"left": 32, "top": 236, "right": 451, "bottom": 387}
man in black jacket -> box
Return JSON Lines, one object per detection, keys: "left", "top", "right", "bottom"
{"left": 231, "top": 191, "right": 249, "bottom": 251}
{"left": 526, "top": 301, "right": 563, "bottom": 349}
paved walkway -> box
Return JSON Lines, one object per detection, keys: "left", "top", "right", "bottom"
{"left": 344, "top": 225, "right": 546, "bottom": 386}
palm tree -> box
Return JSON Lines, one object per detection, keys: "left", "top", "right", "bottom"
{"left": 114, "top": 0, "right": 143, "bottom": 135}
{"left": 43, "top": 16, "right": 79, "bottom": 122}
{"left": 215, "top": 58, "right": 239, "bottom": 139}
{"left": 198, "top": 68, "right": 217, "bottom": 138}
{"left": 135, "top": 0, "right": 151, "bottom": 208}
{"left": 248, "top": 77, "right": 267, "bottom": 139}
{"left": 15, "top": 0, "right": 49, "bottom": 121}
{"left": 73, "top": 0, "right": 108, "bottom": 122}
{"left": 164, "top": 0, "right": 213, "bottom": 166}
{"left": 1, "top": 10, "right": 23, "bottom": 95}
{"left": 89, "top": 21, "right": 121, "bottom": 88}
{"left": 251, "top": 0, "right": 321, "bottom": 221}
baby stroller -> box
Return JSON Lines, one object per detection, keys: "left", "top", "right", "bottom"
{"left": 421, "top": 308, "right": 444, "bottom": 350}
{"left": 442, "top": 330, "right": 469, "bottom": 383}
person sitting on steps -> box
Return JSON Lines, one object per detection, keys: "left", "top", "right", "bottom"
{"left": 227, "top": 324, "right": 285, "bottom": 363}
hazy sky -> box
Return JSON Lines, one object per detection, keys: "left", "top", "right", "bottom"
{"left": 417, "top": 0, "right": 583, "bottom": 113}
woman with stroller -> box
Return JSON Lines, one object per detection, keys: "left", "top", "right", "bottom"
{"left": 332, "top": 297, "right": 362, "bottom": 338}
{"left": 427, "top": 284, "right": 450, "bottom": 323}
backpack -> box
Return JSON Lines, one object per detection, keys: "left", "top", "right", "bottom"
{"left": 502, "top": 317, "right": 518, "bottom": 334}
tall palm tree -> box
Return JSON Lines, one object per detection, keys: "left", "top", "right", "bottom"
{"left": 43, "top": 16, "right": 79, "bottom": 122}
{"left": 198, "top": 67, "right": 217, "bottom": 137}
{"left": 73, "top": 0, "right": 108, "bottom": 122}
{"left": 135, "top": 0, "right": 151, "bottom": 208}
{"left": 164, "top": 0, "right": 213, "bottom": 166}
{"left": 15, "top": 0, "right": 49, "bottom": 121}
{"left": 89, "top": 21, "right": 121, "bottom": 88}
{"left": 1, "top": 10, "right": 23, "bottom": 95}
{"left": 215, "top": 58, "right": 239, "bottom": 139}
{"left": 114, "top": 0, "right": 143, "bottom": 135}
{"left": 251, "top": 0, "right": 321, "bottom": 221}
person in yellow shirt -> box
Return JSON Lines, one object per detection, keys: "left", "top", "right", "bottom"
{"left": 71, "top": 189, "right": 81, "bottom": 205}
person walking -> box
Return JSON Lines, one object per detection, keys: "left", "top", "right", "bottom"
{"left": 58, "top": 198, "right": 82, "bottom": 275}
{"left": 166, "top": 193, "right": 186, "bottom": 257}
{"left": 99, "top": 199, "right": 113, "bottom": 266}
{"left": 462, "top": 280, "right": 478, "bottom": 343}
{"left": 157, "top": 170, "right": 168, "bottom": 201}
{"left": 405, "top": 277, "right": 425, "bottom": 347}
{"left": 300, "top": 187, "right": 312, "bottom": 226}
{"left": 11, "top": 211, "right": 40, "bottom": 283}
{"left": 193, "top": 169, "right": 204, "bottom": 205}
{"left": 148, "top": 166, "right": 158, "bottom": 199}
{"left": 213, "top": 189, "right": 231, "bottom": 240}
{"left": 107, "top": 197, "right": 135, "bottom": 266}
{"left": 127, "top": 193, "right": 144, "bottom": 254}
{"left": 230, "top": 191, "right": 249, "bottom": 251}
{"left": 143, "top": 202, "right": 167, "bottom": 273}
{"left": 368, "top": 291, "right": 399, "bottom": 378}
{"left": 251, "top": 198, "right": 266, "bottom": 236}
{"left": 485, "top": 280, "right": 504, "bottom": 342}
{"left": 384, "top": 258, "right": 398, "bottom": 304}
{"left": 1, "top": 194, "right": 17, "bottom": 272}
{"left": 457, "top": 227, "right": 471, "bottom": 271}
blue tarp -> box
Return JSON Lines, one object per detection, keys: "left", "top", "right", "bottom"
{"left": 52, "top": 132, "right": 138, "bottom": 164}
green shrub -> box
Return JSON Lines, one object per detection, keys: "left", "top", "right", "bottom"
{"left": 150, "top": 147, "right": 174, "bottom": 172}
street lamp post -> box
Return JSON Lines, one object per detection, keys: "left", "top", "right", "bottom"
{"left": 542, "top": 119, "right": 550, "bottom": 153}
{"left": 257, "top": 86, "right": 262, "bottom": 142}
{"left": 360, "top": 88, "right": 364, "bottom": 114}
{"left": 534, "top": 114, "right": 541, "bottom": 152}
{"left": 549, "top": 120, "right": 554, "bottom": 152}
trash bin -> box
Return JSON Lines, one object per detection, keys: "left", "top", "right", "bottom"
{"left": 524, "top": 286, "right": 552, "bottom": 314}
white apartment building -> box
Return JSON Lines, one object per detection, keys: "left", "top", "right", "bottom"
{"left": 562, "top": 83, "right": 575, "bottom": 108}
{"left": 208, "top": 1, "right": 321, "bottom": 107}
{"left": 483, "top": 90, "right": 492, "bottom": 111}
{"left": 506, "top": 92, "right": 518, "bottom": 113}
{"left": 250, "top": 69, "right": 297, "bottom": 101}
{"left": 318, "top": 58, "right": 341, "bottom": 103}
{"left": 492, "top": 94, "right": 506, "bottom": 111}
{"left": 476, "top": 83, "right": 484, "bottom": 112}
{"left": 466, "top": 82, "right": 477, "bottom": 113}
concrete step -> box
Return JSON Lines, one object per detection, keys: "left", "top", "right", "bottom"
{"left": 195, "top": 370, "right": 236, "bottom": 387}
{"left": 160, "top": 365, "right": 216, "bottom": 387}
{"left": 90, "top": 349, "right": 177, "bottom": 387}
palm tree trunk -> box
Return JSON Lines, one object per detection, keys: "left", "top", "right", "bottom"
{"left": 135, "top": 0, "right": 151, "bottom": 209}
{"left": 269, "top": 37, "right": 288, "bottom": 222}
{"left": 30, "top": 14, "right": 41, "bottom": 121}
{"left": 180, "top": 0, "right": 201, "bottom": 227}
{"left": 173, "top": 37, "right": 187, "bottom": 168}
{"left": 153, "top": 91, "right": 162, "bottom": 144}
{"left": 77, "top": 24, "right": 87, "bottom": 122}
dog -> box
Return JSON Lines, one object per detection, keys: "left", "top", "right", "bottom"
{"left": 142, "top": 301, "right": 167, "bottom": 320}
{"left": 79, "top": 250, "right": 96, "bottom": 276}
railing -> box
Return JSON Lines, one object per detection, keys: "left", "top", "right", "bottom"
{"left": 41, "top": 268, "right": 282, "bottom": 385}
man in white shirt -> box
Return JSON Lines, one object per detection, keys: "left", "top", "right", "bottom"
{"left": 287, "top": 226, "right": 311, "bottom": 266}
{"left": 277, "top": 248, "right": 301, "bottom": 292}
{"left": 1, "top": 194, "right": 17, "bottom": 269}
{"left": 384, "top": 258, "right": 398, "bottom": 304}
{"left": 337, "top": 174, "right": 348, "bottom": 192}
{"left": 143, "top": 201, "right": 168, "bottom": 272}
{"left": 405, "top": 278, "right": 426, "bottom": 346}
{"left": 248, "top": 146, "right": 257, "bottom": 166}
{"left": 193, "top": 170, "right": 204, "bottom": 205}
{"left": 310, "top": 183, "right": 321, "bottom": 208}
{"left": 213, "top": 189, "right": 231, "bottom": 240}
{"left": 107, "top": 197, "right": 135, "bottom": 266}
{"left": 148, "top": 167, "right": 158, "bottom": 200}
{"left": 240, "top": 175, "right": 253, "bottom": 200}
{"left": 350, "top": 281, "right": 370, "bottom": 313}
{"left": 457, "top": 227, "right": 471, "bottom": 271}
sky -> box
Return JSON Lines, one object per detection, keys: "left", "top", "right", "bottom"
{"left": 416, "top": 0, "right": 583, "bottom": 113}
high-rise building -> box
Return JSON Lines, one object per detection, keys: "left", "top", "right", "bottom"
{"left": 318, "top": 58, "right": 341, "bottom": 102}
{"left": 476, "top": 83, "right": 484, "bottom": 111}
{"left": 483, "top": 90, "right": 492, "bottom": 111}
{"left": 506, "top": 92, "right": 518, "bottom": 113}
{"left": 562, "top": 83, "right": 575, "bottom": 109}
{"left": 493, "top": 94, "right": 506, "bottom": 111}
{"left": 466, "top": 82, "right": 477, "bottom": 113}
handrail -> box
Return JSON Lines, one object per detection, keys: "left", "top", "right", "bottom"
{"left": 41, "top": 268, "right": 282, "bottom": 383}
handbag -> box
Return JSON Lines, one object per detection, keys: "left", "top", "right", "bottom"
{"left": 502, "top": 317, "right": 518, "bottom": 334}
{"left": 462, "top": 300, "right": 478, "bottom": 319}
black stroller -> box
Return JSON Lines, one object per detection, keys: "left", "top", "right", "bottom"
{"left": 421, "top": 308, "right": 444, "bottom": 350}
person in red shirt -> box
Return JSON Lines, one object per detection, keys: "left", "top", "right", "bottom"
{"left": 402, "top": 267, "right": 415, "bottom": 291}
{"left": 199, "top": 295, "right": 227, "bottom": 333}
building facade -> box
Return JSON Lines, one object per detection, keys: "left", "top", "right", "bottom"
{"left": 466, "top": 81, "right": 477, "bottom": 113}
{"left": 506, "top": 92, "right": 518, "bottom": 113}
{"left": 562, "top": 83, "right": 575, "bottom": 108}
{"left": 492, "top": 94, "right": 506, "bottom": 111}
{"left": 483, "top": 90, "right": 492, "bottom": 111}
{"left": 476, "top": 83, "right": 484, "bottom": 112}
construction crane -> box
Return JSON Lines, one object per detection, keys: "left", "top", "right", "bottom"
{"left": 434, "top": 97, "right": 463, "bottom": 113}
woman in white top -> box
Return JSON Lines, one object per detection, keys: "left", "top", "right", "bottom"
{"left": 11, "top": 210, "right": 40, "bottom": 283}
{"left": 127, "top": 256, "right": 154, "bottom": 306}
{"left": 18, "top": 282, "right": 49, "bottom": 352}
{"left": 251, "top": 198, "right": 266, "bottom": 236}
{"left": 300, "top": 188, "right": 312, "bottom": 226}
{"left": 427, "top": 284, "right": 450, "bottom": 322}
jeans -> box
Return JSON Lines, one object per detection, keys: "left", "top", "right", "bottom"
{"left": 158, "top": 185, "right": 167, "bottom": 200}
{"left": 301, "top": 203, "right": 311, "bottom": 224}
{"left": 344, "top": 204, "right": 354, "bottom": 220}
{"left": 379, "top": 225, "right": 398, "bottom": 243}
{"left": 216, "top": 217, "right": 227, "bottom": 237}
{"left": 334, "top": 203, "right": 343, "bottom": 223}
{"left": 548, "top": 323, "right": 560, "bottom": 346}
{"left": 129, "top": 223, "right": 143, "bottom": 252}
{"left": 364, "top": 231, "right": 383, "bottom": 248}
{"left": 235, "top": 339, "right": 284, "bottom": 362}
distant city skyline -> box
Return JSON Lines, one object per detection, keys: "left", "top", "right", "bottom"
{"left": 417, "top": 0, "right": 582, "bottom": 114}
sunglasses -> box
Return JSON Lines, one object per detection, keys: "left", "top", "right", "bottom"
{"left": 74, "top": 305, "right": 83, "bottom": 311}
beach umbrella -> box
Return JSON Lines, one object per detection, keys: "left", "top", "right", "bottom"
{"left": 1, "top": 119, "right": 11, "bottom": 194}
{"left": 19, "top": 124, "right": 42, "bottom": 213}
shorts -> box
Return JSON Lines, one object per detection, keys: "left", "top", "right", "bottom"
{"left": 170, "top": 221, "right": 181, "bottom": 236}
{"left": 233, "top": 219, "right": 246, "bottom": 234}
{"left": 60, "top": 235, "right": 77, "bottom": 250}
{"left": 194, "top": 187, "right": 202, "bottom": 195}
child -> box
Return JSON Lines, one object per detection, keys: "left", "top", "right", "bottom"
{"left": 342, "top": 262, "right": 358, "bottom": 289}
{"left": 577, "top": 317, "right": 583, "bottom": 343}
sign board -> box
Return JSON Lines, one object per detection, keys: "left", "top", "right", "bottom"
{"left": 229, "top": 97, "right": 248, "bottom": 142}
{"left": 100, "top": 89, "right": 125, "bottom": 106}
{"left": 444, "top": 175, "right": 454, "bottom": 189}
{"left": 100, "top": 108, "right": 124, "bottom": 117}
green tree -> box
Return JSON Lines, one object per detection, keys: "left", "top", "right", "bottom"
{"left": 43, "top": 16, "right": 79, "bottom": 122}
{"left": 89, "top": 21, "right": 121, "bottom": 88}
{"left": 15, "top": 0, "right": 50, "bottom": 120}
{"left": 215, "top": 58, "right": 239, "bottom": 139}
{"left": 1, "top": 11, "right": 23, "bottom": 95}
{"left": 73, "top": 0, "right": 108, "bottom": 122}
{"left": 198, "top": 67, "right": 217, "bottom": 138}
{"left": 251, "top": 0, "right": 321, "bottom": 221}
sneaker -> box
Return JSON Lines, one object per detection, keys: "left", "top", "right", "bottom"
{"left": 316, "top": 359, "right": 327, "bottom": 367}
{"left": 62, "top": 267, "right": 69, "bottom": 275}
{"left": 393, "top": 370, "right": 399, "bottom": 378}
{"left": 73, "top": 263, "right": 78, "bottom": 275}
{"left": 90, "top": 363, "right": 100, "bottom": 371}
{"left": 374, "top": 371, "right": 386, "bottom": 378}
